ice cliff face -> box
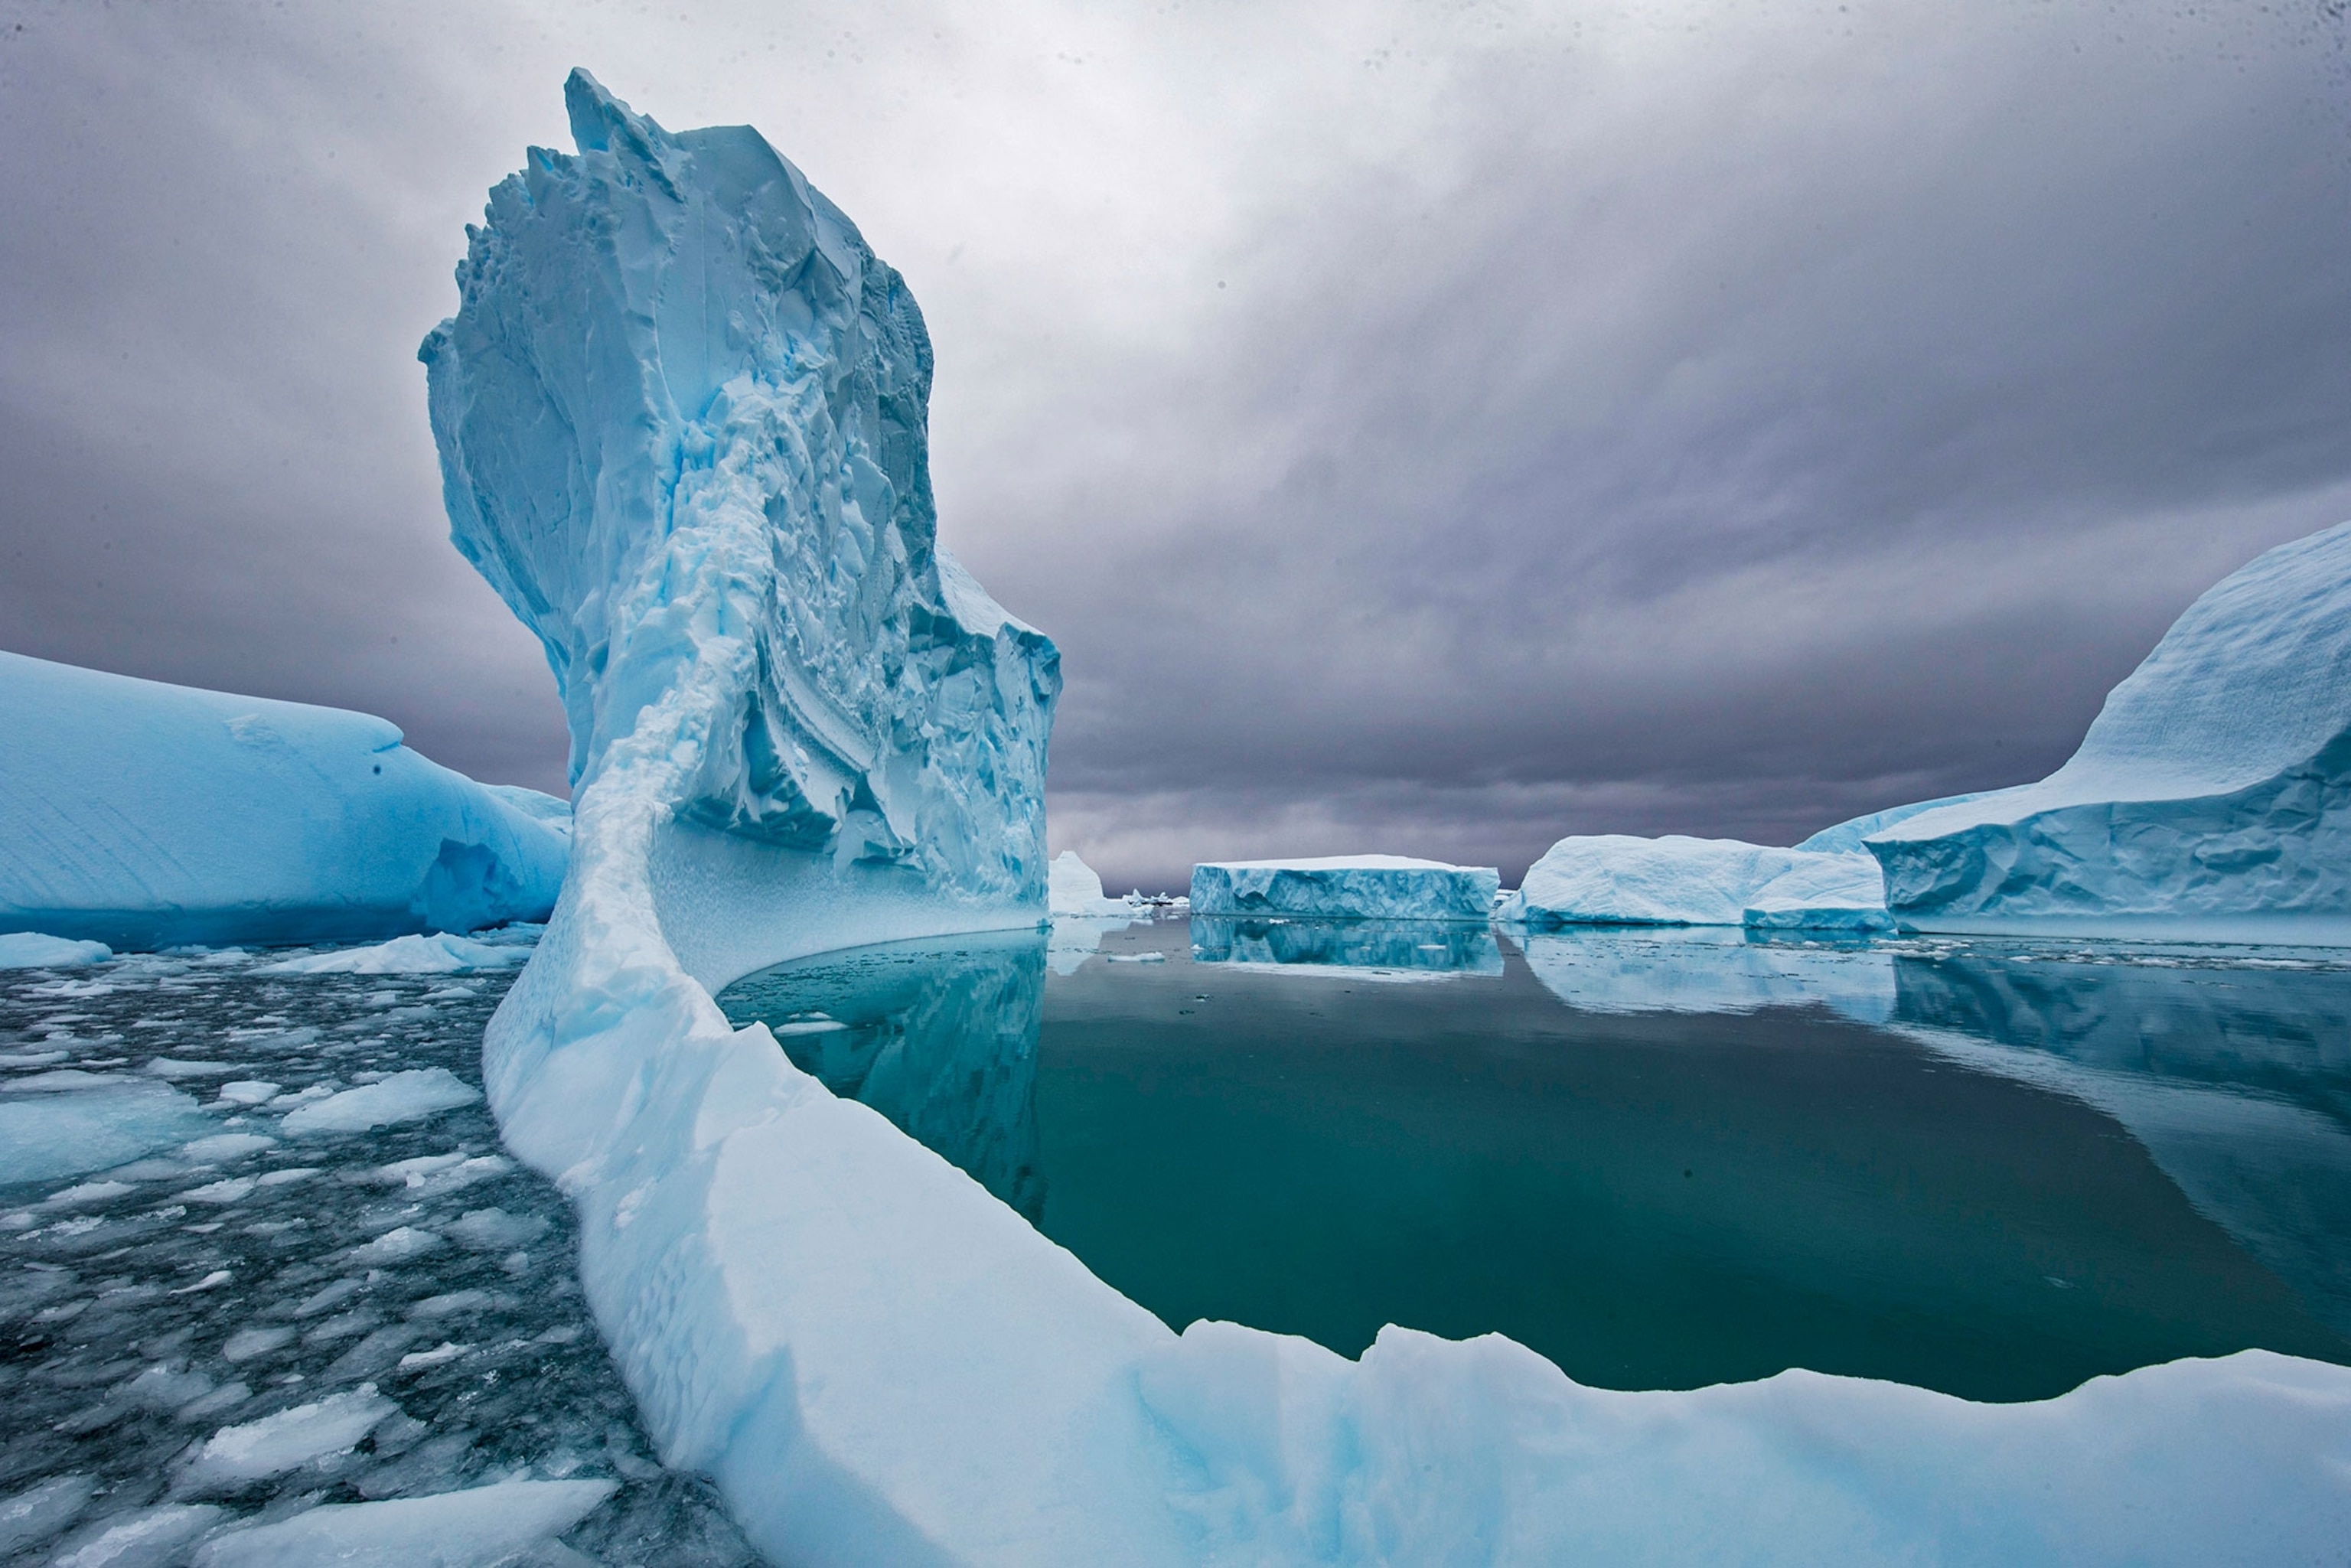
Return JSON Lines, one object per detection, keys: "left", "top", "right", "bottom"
{"left": 422, "top": 70, "right": 1056, "bottom": 951}
{"left": 1870, "top": 521, "right": 2351, "bottom": 939}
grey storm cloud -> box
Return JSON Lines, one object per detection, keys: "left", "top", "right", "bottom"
{"left": 2, "top": 0, "right": 2347, "bottom": 891}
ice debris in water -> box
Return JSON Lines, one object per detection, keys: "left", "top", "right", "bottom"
{"left": 396, "top": 71, "right": 2351, "bottom": 1564}
{"left": 1189, "top": 856, "right": 1499, "bottom": 921}
{"left": 1861, "top": 520, "right": 2351, "bottom": 940}
{"left": 0, "top": 651, "right": 569, "bottom": 951}
{"left": 279, "top": 1069, "right": 479, "bottom": 1134}
{"left": 0, "top": 946, "right": 759, "bottom": 1565}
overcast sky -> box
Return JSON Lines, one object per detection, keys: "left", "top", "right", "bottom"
{"left": 3, "top": 1, "right": 2347, "bottom": 890}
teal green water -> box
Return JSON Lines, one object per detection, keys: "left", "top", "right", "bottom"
{"left": 716, "top": 918, "right": 2351, "bottom": 1402}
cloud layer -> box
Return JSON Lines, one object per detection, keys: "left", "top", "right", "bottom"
{"left": 3, "top": 0, "right": 2346, "bottom": 888}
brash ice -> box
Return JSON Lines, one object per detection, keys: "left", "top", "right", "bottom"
{"left": 422, "top": 74, "right": 2351, "bottom": 1566}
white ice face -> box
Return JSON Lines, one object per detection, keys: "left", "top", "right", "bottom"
{"left": 1864, "top": 520, "right": 2351, "bottom": 937}
{"left": 422, "top": 73, "right": 1056, "bottom": 914}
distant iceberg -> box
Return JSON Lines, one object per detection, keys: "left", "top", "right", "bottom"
{"left": 1190, "top": 856, "right": 1498, "bottom": 921}
{"left": 421, "top": 73, "right": 2351, "bottom": 1566}
{"left": 1048, "top": 849, "right": 1130, "bottom": 916}
{"left": 0, "top": 651, "right": 567, "bottom": 949}
{"left": 1867, "top": 521, "right": 2351, "bottom": 941}
{"left": 1501, "top": 833, "right": 1890, "bottom": 931}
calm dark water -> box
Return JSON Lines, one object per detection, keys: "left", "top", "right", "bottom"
{"left": 717, "top": 917, "right": 2351, "bottom": 1403}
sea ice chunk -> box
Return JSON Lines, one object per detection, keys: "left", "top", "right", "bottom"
{"left": 0, "top": 651, "right": 569, "bottom": 950}
{"left": 1189, "top": 856, "right": 1499, "bottom": 921}
{"left": 50, "top": 1503, "right": 227, "bottom": 1568}
{"left": 1500, "top": 834, "right": 1886, "bottom": 929}
{"left": 0, "top": 932, "right": 110, "bottom": 970}
{"left": 0, "top": 1080, "right": 210, "bottom": 1187}
{"left": 1865, "top": 520, "right": 2351, "bottom": 940}
{"left": 279, "top": 1069, "right": 478, "bottom": 1134}
{"left": 174, "top": 1387, "right": 398, "bottom": 1490}
{"left": 256, "top": 933, "right": 532, "bottom": 976}
{"left": 186, "top": 1479, "right": 615, "bottom": 1568}
{"left": 0, "top": 1474, "right": 92, "bottom": 1557}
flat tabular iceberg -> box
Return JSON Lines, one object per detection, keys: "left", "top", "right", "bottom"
{"left": 426, "top": 74, "right": 2351, "bottom": 1565}
{"left": 0, "top": 652, "right": 568, "bottom": 948}
{"left": 1867, "top": 520, "right": 2351, "bottom": 940}
{"left": 1190, "top": 856, "right": 1498, "bottom": 921}
{"left": 1501, "top": 833, "right": 1890, "bottom": 931}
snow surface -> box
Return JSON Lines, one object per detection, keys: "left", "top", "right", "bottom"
{"left": 0, "top": 652, "right": 569, "bottom": 950}
{"left": 1190, "top": 856, "right": 1499, "bottom": 921}
{"left": 1500, "top": 833, "right": 1889, "bottom": 930}
{"left": 1867, "top": 520, "right": 2351, "bottom": 940}
{"left": 421, "top": 74, "right": 2351, "bottom": 1565}
{"left": 1048, "top": 850, "right": 1129, "bottom": 916}
{"left": 0, "top": 932, "right": 111, "bottom": 970}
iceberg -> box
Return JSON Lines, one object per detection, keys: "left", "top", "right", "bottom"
{"left": 1189, "top": 856, "right": 1498, "bottom": 921}
{"left": 1048, "top": 849, "right": 1130, "bottom": 916}
{"left": 1501, "top": 833, "right": 1890, "bottom": 931}
{"left": 422, "top": 74, "right": 2351, "bottom": 1565}
{"left": 1190, "top": 915, "right": 1505, "bottom": 978}
{"left": 0, "top": 931, "right": 110, "bottom": 970}
{"left": 0, "top": 652, "right": 569, "bottom": 949}
{"left": 1867, "top": 521, "right": 2351, "bottom": 940}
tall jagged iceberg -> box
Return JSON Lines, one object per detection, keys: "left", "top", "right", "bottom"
{"left": 424, "top": 75, "right": 2351, "bottom": 1566}
{"left": 1868, "top": 521, "right": 2351, "bottom": 940}
{"left": 0, "top": 650, "right": 567, "bottom": 947}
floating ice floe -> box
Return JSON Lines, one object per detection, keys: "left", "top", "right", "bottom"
{"left": 1863, "top": 520, "right": 2351, "bottom": 942}
{"left": 0, "top": 651, "right": 569, "bottom": 951}
{"left": 187, "top": 1478, "right": 615, "bottom": 1568}
{"left": 413, "top": 73, "right": 2351, "bottom": 1564}
{"left": 0, "top": 1077, "right": 210, "bottom": 1186}
{"left": 1190, "top": 856, "right": 1499, "bottom": 921}
{"left": 0, "top": 932, "right": 111, "bottom": 970}
{"left": 1500, "top": 833, "right": 1890, "bottom": 931}
{"left": 279, "top": 1069, "right": 480, "bottom": 1135}
{"left": 256, "top": 931, "right": 533, "bottom": 976}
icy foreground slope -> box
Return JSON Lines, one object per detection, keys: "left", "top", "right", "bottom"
{"left": 427, "top": 76, "right": 2351, "bottom": 1565}
{"left": 1191, "top": 856, "right": 1499, "bottom": 921}
{"left": 1501, "top": 833, "right": 1890, "bottom": 931}
{"left": 0, "top": 651, "right": 566, "bottom": 947}
{"left": 1869, "top": 520, "right": 2351, "bottom": 938}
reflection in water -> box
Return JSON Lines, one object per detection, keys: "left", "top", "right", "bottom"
{"left": 1893, "top": 945, "right": 2351, "bottom": 1336}
{"left": 1189, "top": 916, "right": 1502, "bottom": 977}
{"left": 1512, "top": 925, "right": 1896, "bottom": 1022}
{"left": 719, "top": 920, "right": 2351, "bottom": 1400}
{"left": 721, "top": 931, "right": 1048, "bottom": 1221}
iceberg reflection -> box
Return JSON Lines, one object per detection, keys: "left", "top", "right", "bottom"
{"left": 1189, "top": 916, "right": 1502, "bottom": 978}
{"left": 1512, "top": 924, "right": 1896, "bottom": 1022}
{"left": 719, "top": 931, "right": 1048, "bottom": 1221}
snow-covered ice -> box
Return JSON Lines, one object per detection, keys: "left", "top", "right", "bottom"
{"left": 0, "top": 932, "right": 111, "bottom": 970}
{"left": 1866, "top": 520, "right": 2351, "bottom": 940}
{"left": 0, "top": 651, "right": 569, "bottom": 950}
{"left": 1189, "top": 856, "right": 1499, "bottom": 921}
{"left": 1501, "top": 833, "right": 1889, "bottom": 930}
{"left": 392, "top": 73, "right": 2351, "bottom": 1565}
